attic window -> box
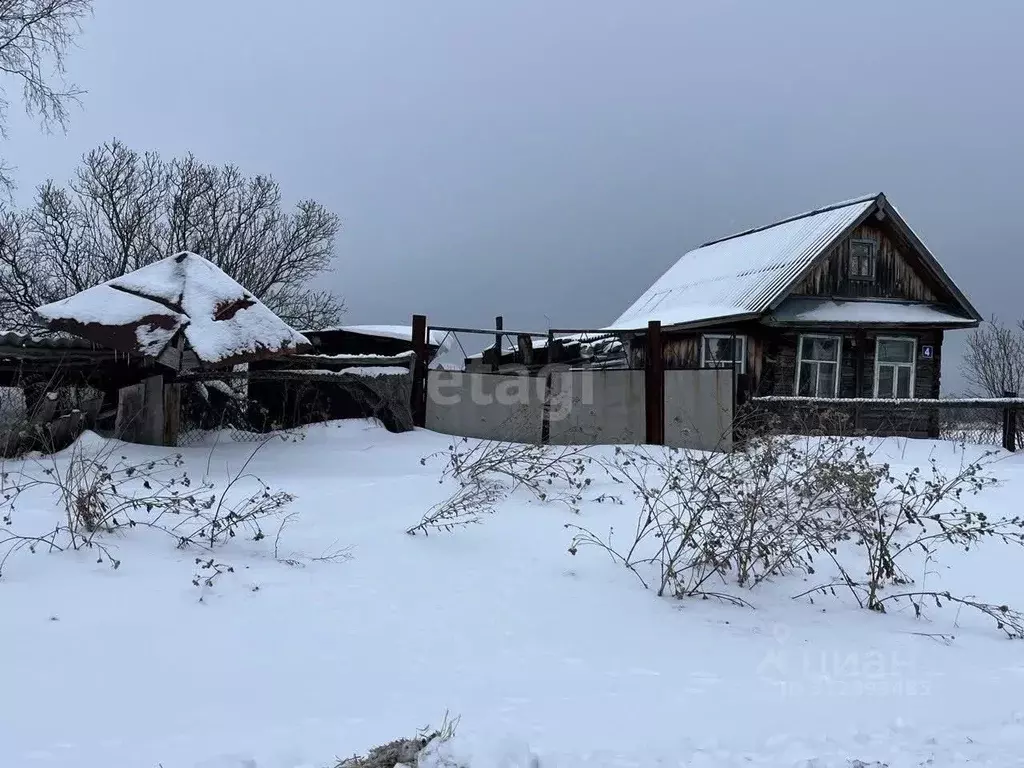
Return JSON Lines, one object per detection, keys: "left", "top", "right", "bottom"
{"left": 849, "top": 239, "right": 877, "bottom": 281}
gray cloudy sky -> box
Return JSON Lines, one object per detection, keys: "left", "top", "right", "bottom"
{"left": 7, "top": 0, "right": 1024, "bottom": 392}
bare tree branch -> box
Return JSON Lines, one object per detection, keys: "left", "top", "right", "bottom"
{"left": 0, "top": 0, "right": 92, "bottom": 191}
{"left": 0, "top": 138, "right": 344, "bottom": 332}
{"left": 960, "top": 316, "right": 1024, "bottom": 397}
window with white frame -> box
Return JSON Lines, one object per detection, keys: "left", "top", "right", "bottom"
{"left": 849, "top": 238, "right": 877, "bottom": 281}
{"left": 796, "top": 335, "right": 841, "bottom": 397}
{"left": 874, "top": 337, "right": 916, "bottom": 399}
{"left": 701, "top": 334, "right": 746, "bottom": 373}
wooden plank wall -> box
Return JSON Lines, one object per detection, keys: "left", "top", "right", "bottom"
{"left": 790, "top": 223, "right": 940, "bottom": 301}
{"left": 115, "top": 375, "right": 166, "bottom": 446}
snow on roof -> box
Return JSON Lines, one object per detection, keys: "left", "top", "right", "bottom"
{"left": 604, "top": 304, "right": 756, "bottom": 332}
{"left": 287, "top": 366, "right": 410, "bottom": 378}
{"left": 610, "top": 194, "right": 879, "bottom": 330}
{"left": 35, "top": 252, "right": 310, "bottom": 366}
{"left": 0, "top": 330, "right": 110, "bottom": 351}
{"left": 768, "top": 298, "right": 978, "bottom": 326}
{"left": 294, "top": 351, "right": 414, "bottom": 361}
{"left": 463, "top": 332, "right": 592, "bottom": 360}
{"left": 308, "top": 324, "right": 450, "bottom": 350}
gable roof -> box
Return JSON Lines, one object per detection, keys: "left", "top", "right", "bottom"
{"left": 607, "top": 193, "right": 980, "bottom": 331}
{"left": 35, "top": 251, "right": 310, "bottom": 367}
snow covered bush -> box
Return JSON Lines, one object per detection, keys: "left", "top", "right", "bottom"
{"left": 407, "top": 435, "right": 604, "bottom": 535}
{"left": 566, "top": 432, "right": 872, "bottom": 601}
{"left": 800, "top": 446, "right": 1024, "bottom": 636}
{"left": 566, "top": 426, "right": 1024, "bottom": 637}
{"left": 0, "top": 433, "right": 294, "bottom": 579}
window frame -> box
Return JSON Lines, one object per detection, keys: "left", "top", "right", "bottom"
{"left": 849, "top": 238, "right": 878, "bottom": 282}
{"left": 873, "top": 336, "right": 917, "bottom": 399}
{"left": 700, "top": 333, "right": 746, "bottom": 374}
{"left": 795, "top": 334, "right": 842, "bottom": 398}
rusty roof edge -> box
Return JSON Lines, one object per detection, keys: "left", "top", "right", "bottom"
{"left": 35, "top": 315, "right": 182, "bottom": 368}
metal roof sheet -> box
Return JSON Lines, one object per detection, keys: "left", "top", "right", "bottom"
{"left": 610, "top": 194, "right": 878, "bottom": 330}
{"left": 0, "top": 331, "right": 110, "bottom": 351}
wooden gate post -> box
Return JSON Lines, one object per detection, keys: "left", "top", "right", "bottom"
{"left": 410, "top": 314, "right": 428, "bottom": 428}
{"left": 644, "top": 320, "right": 664, "bottom": 445}
{"left": 1003, "top": 390, "right": 1018, "bottom": 452}
{"left": 539, "top": 329, "right": 556, "bottom": 445}
{"left": 493, "top": 315, "right": 503, "bottom": 372}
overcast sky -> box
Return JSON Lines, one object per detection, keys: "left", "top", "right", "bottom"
{"left": 6, "top": 0, "right": 1023, "bottom": 392}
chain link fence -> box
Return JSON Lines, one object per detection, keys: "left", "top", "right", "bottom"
{"left": 746, "top": 397, "right": 1024, "bottom": 450}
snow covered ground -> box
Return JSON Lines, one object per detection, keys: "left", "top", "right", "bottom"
{"left": 3, "top": 423, "right": 1024, "bottom": 767}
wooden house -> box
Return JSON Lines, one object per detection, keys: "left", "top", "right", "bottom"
{"left": 609, "top": 193, "right": 980, "bottom": 431}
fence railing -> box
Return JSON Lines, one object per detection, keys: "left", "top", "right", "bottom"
{"left": 748, "top": 396, "right": 1024, "bottom": 451}
{"left": 412, "top": 316, "right": 678, "bottom": 446}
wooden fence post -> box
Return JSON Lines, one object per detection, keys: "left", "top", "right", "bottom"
{"left": 540, "top": 328, "right": 555, "bottom": 445}
{"left": 493, "top": 315, "right": 503, "bottom": 372}
{"left": 1003, "top": 390, "right": 1017, "bottom": 452}
{"left": 163, "top": 381, "right": 181, "bottom": 446}
{"left": 645, "top": 320, "right": 664, "bottom": 445}
{"left": 410, "top": 314, "right": 428, "bottom": 428}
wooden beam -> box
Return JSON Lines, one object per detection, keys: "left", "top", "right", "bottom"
{"left": 427, "top": 324, "right": 547, "bottom": 337}
{"left": 493, "top": 316, "right": 503, "bottom": 372}
{"left": 164, "top": 383, "right": 181, "bottom": 446}
{"left": 517, "top": 334, "right": 534, "bottom": 366}
{"left": 1004, "top": 391, "right": 1018, "bottom": 452}
{"left": 115, "top": 375, "right": 165, "bottom": 445}
{"left": 645, "top": 320, "right": 664, "bottom": 445}
{"left": 115, "top": 381, "right": 145, "bottom": 442}
{"left": 410, "top": 314, "right": 428, "bottom": 428}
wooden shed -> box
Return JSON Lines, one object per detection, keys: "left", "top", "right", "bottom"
{"left": 33, "top": 251, "right": 310, "bottom": 444}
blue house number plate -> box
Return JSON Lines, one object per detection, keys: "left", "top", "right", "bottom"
{"left": 922, "top": 345, "right": 934, "bottom": 359}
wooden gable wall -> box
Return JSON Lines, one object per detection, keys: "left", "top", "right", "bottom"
{"left": 790, "top": 222, "right": 942, "bottom": 302}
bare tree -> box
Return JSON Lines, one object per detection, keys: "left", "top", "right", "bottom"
{"left": 0, "top": 139, "right": 343, "bottom": 330}
{"left": 960, "top": 316, "right": 1024, "bottom": 397}
{"left": 0, "top": 0, "right": 92, "bottom": 190}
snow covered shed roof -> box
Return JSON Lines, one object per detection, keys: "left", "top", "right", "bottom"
{"left": 608, "top": 193, "right": 981, "bottom": 331}
{"left": 34, "top": 252, "right": 311, "bottom": 367}
{"left": 0, "top": 330, "right": 107, "bottom": 352}
{"left": 305, "top": 324, "right": 451, "bottom": 350}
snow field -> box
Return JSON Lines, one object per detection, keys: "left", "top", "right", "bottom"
{"left": 2, "top": 424, "right": 1024, "bottom": 767}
